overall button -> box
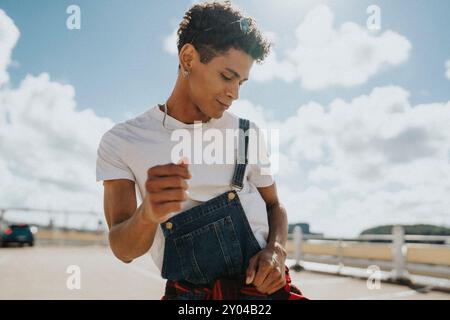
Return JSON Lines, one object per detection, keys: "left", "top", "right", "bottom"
{"left": 165, "top": 222, "right": 173, "bottom": 230}
{"left": 228, "top": 192, "right": 236, "bottom": 201}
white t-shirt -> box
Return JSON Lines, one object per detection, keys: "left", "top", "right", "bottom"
{"left": 96, "top": 105, "right": 274, "bottom": 272}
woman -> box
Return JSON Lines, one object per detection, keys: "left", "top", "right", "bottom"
{"left": 96, "top": 1, "right": 306, "bottom": 300}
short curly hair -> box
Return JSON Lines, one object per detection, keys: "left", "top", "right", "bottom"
{"left": 177, "top": 1, "right": 271, "bottom": 65}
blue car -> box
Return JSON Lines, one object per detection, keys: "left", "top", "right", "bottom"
{"left": 0, "top": 224, "right": 34, "bottom": 247}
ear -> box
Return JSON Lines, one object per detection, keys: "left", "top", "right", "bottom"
{"left": 179, "top": 43, "right": 197, "bottom": 72}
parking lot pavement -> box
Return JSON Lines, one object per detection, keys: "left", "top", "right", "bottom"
{"left": 0, "top": 246, "right": 449, "bottom": 300}
{"left": 0, "top": 246, "right": 165, "bottom": 299}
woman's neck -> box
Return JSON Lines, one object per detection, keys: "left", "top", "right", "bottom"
{"left": 163, "top": 79, "right": 211, "bottom": 124}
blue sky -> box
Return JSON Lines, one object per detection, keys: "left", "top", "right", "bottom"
{"left": 1, "top": 0, "right": 450, "bottom": 235}
{"left": 2, "top": 0, "right": 449, "bottom": 122}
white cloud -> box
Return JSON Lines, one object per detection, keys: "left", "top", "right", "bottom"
{"left": 163, "top": 28, "right": 178, "bottom": 56}
{"left": 0, "top": 9, "right": 20, "bottom": 87}
{"left": 227, "top": 99, "right": 279, "bottom": 130}
{"left": 250, "top": 51, "right": 297, "bottom": 83}
{"left": 0, "top": 11, "right": 114, "bottom": 228}
{"left": 446, "top": 59, "right": 450, "bottom": 80}
{"left": 0, "top": 73, "right": 114, "bottom": 225}
{"left": 228, "top": 87, "right": 450, "bottom": 236}
{"left": 252, "top": 5, "right": 412, "bottom": 90}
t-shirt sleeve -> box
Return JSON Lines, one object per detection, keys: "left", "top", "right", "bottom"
{"left": 96, "top": 130, "right": 135, "bottom": 182}
{"left": 247, "top": 121, "right": 275, "bottom": 188}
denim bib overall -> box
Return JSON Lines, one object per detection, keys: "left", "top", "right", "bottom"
{"left": 160, "top": 118, "right": 263, "bottom": 285}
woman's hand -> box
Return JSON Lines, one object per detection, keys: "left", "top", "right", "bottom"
{"left": 141, "top": 161, "right": 191, "bottom": 224}
{"left": 245, "top": 241, "right": 287, "bottom": 295}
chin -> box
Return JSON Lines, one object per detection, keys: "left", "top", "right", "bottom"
{"left": 204, "top": 106, "right": 223, "bottom": 119}
{"left": 213, "top": 109, "right": 226, "bottom": 118}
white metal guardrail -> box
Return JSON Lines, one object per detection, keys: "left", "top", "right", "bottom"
{"left": 0, "top": 207, "right": 104, "bottom": 231}
{"left": 289, "top": 225, "right": 450, "bottom": 282}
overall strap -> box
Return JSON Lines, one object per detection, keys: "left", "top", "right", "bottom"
{"left": 231, "top": 118, "right": 250, "bottom": 191}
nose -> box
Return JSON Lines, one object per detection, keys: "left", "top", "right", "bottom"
{"left": 226, "top": 82, "right": 239, "bottom": 101}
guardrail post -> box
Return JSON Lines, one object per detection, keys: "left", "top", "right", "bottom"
{"left": 391, "top": 225, "right": 410, "bottom": 284}
{"left": 0, "top": 209, "right": 5, "bottom": 223}
{"left": 337, "top": 239, "right": 344, "bottom": 274}
{"left": 0, "top": 209, "right": 4, "bottom": 246}
{"left": 291, "top": 226, "right": 304, "bottom": 271}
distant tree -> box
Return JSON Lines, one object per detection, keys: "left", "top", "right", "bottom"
{"left": 360, "top": 224, "right": 450, "bottom": 236}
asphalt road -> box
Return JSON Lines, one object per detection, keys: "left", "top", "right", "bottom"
{"left": 0, "top": 246, "right": 449, "bottom": 300}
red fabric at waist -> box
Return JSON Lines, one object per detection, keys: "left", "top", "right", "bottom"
{"left": 162, "top": 266, "right": 308, "bottom": 300}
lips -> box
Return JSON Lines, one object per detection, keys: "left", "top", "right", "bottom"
{"left": 217, "top": 100, "right": 231, "bottom": 109}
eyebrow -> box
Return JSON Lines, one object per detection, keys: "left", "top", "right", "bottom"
{"left": 225, "top": 68, "right": 248, "bottom": 82}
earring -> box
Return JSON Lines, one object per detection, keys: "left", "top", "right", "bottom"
{"left": 183, "top": 70, "right": 189, "bottom": 78}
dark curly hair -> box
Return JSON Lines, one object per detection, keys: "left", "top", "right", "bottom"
{"left": 177, "top": 1, "right": 271, "bottom": 65}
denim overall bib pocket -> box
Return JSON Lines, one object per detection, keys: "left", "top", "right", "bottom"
{"left": 160, "top": 118, "right": 263, "bottom": 285}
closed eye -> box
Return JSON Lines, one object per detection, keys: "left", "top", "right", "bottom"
{"left": 221, "top": 74, "right": 245, "bottom": 86}
{"left": 221, "top": 74, "right": 232, "bottom": 81}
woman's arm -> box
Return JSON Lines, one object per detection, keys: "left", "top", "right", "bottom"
{"left": 245, "top": 182, "right": 289, "bottom": 295}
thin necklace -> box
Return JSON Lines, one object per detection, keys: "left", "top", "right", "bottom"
{"left": 161, "top": 103, "right": 171, "bottom": 130}
{"left": 160, "top": 102, "right": 212, "bottom": 130}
